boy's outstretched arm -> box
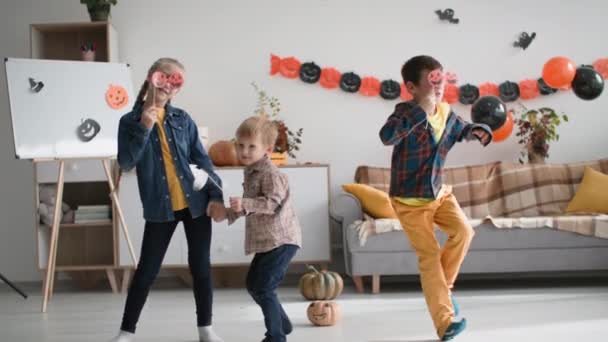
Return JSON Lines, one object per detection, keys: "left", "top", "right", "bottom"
{"left": 379, "top": 103, "right": 427, "bottom": 146}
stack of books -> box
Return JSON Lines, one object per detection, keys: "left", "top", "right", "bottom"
{"left": 74, "top": 204, "right": 111, "bottom": 223}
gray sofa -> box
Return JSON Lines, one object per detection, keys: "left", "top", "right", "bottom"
{"left": 331, "top": 164, "right": 608, "bottom": 293}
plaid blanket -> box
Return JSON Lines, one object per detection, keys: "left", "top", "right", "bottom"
{"left": 353, "top": 159, "right": 608, "bottom": 242}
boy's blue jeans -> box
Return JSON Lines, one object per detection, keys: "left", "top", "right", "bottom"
{"left": 246, "top": 244, "right": 299, "bottom": 342}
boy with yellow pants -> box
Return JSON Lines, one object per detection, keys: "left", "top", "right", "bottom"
{"left": 379, "top": 55, "right": 492, "bottom": 341}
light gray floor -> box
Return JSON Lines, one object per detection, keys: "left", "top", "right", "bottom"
{"left": 2, "top": 279, "right": 608, "bottom": 342}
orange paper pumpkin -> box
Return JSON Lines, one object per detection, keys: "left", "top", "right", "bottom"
{"left": 270, "top": 54, "right": 281, "bottom": 75}
{"left": 442, "top": 83, "right": 459, "bottom": 104}
{"left": 400, "top": 83, "right": 413, "bottom": 101}
{"left": 519, "top": 79, "right": 540, "bottom": 100}
{"left": 319, "top": 68, "right": 341, "bottom": 89}
{"left": 492, "top": 110, "right": 514, "bottom": 143}
{"left": 542, "top": 56, "right": 576, "bottom": 89}
{"left": 105, "top": 84, "right": 129, "bottom": 110}
{"left": 479, "top": 82, "right": 500, "bottom": 97}
{"left": 359, "top": 77, "right": 380, "bottom": 96}
{"left": 307, "top": 301, "right": 341, "bottom": 327}
{"left": 592, "top": 58, "right": 608, "bottom": 79}
{"left": 279, "top": 57, "right": 301, "bottom": 79}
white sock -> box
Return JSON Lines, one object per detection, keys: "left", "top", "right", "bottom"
{"left": 198, "top": 325, "right": 224, "bottom": 342}
{"left": 109, "top": 330, "right": 134, "bottom": 342}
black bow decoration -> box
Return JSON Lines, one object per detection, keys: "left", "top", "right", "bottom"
{"left": 513, "top": 32, "right": 536, "bottom": 50}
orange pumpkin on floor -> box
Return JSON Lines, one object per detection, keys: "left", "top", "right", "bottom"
{"left": 299, "top": 265, "right": 344, "bottom": 300}
{"left": 208, "top": 140, "right": 239, "bottom": 166}
{"left": 307, "top": 300, "right": 341, "bottom": 326}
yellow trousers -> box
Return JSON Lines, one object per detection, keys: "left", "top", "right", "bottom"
{"left": 391, "top": 186, "right": 474, "bottom": 338}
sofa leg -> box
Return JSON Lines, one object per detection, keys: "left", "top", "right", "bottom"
{"left": 353, "top": 276, "right": 364, "bottom": 293}
{"left": 372, "top": 274, "right": 380, "bottom": 294}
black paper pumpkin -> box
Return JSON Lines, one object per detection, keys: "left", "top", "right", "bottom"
{"left": 499, "top": 81, "right": 520, "bottom": 102}
{"left": 340, "top": 72, "right": 361, "bottom": 93}
{"left": 299, "top": 62, "right": 321, "bottom": 84}
{"left": 380, "top": 80, "right": 401, "bottom": 100}
{"left": 458, "top": 84, "right": 479, "bottom": 105}
{"left": 77, "top": 118, "right": 101, "bottom": 142}
{"left": 537, "top": 78, "right": 557, "bottom": 95}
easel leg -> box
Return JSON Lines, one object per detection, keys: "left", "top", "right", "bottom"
{"left": 106, "top": 268, "right": 119, "bottom": 294}
{"left": 101, "top": 160, "right": 138, "bottom": 266}
{"left": 42, "top": 161, "right": 65, "bottom": 313}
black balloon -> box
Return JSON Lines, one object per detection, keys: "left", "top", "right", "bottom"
{"left": 340, "top": 72, "right": 361, "bottom": 93}
{"left": 380, "top": 80, "right": 401, "bottom": 100}
{"left": 458, "top": 84, "right": 479, "bottom": 105}
{"left": 537, "top": 78, "right": 557, "bottom": 95}
{"left": 471, "top": 96, "right": 507, "bottom": 131}
{"left": 499, "top": 81, "right": 520, "bottom": 102}
{"left": 299, "top": 62, "right": 321, "bottom": 83}
{"left": 571, "top": 66, "right": 604, "bottom": 100}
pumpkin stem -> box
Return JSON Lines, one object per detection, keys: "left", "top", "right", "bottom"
{"left": 306, "top": 265, "right": 320, "bottom": 274}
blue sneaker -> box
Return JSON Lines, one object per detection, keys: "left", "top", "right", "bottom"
{"left": 451, "top": 294, "right": 460, "bottom": 317}
{"left": 441, "top": 318, "right": 467, "bottom": 341}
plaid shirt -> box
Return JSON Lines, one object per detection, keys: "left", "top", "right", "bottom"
{"left": 227, "top": 156, "right": 302, "bottom": 255}
{"left": 379, "top": 101, "right": 491, "bottom": 199}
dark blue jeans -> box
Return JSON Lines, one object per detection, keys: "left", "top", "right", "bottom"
{"left": 246, "top": 244, "right": 299, "bottom": 342}
{"left": 120, "top": 209, "right": 213, "bottom": 333}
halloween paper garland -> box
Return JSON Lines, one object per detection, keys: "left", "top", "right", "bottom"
{"left": 270, "top": 54, "right": 607, "bottom": 104}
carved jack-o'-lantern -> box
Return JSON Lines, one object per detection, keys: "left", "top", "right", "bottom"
{"left": 458, "top": 84, "right": 480, "bottom": 105}
{"left": 380, "top": 80, "right": 401, "bottom": 100}
{"left": 339, "top": 72, "right": 361, "bottom": 93}
{"left": 77, "top": 118, "right": 101, "bottom": 142}
{"left": 299, "top": 62, "right": 322, "bottom": 84}
{"left": 307, "top": 301, "right": 341, "bottom": 327}
{"left": 105, "top": 84, "right": 129, "bottom": 110}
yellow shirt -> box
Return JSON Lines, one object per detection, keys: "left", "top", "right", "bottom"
{"left": 156, "top": 108, "right": 188, "bottom": 211}
{"left": 395, "top": 102, "right": 449, "bottom": 207}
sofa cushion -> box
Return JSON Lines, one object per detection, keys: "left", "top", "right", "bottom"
{"left": 566, "top": 167, "right": 608, "bottom": 214}
{"left": 342, "top": 183, "right": 397, "bottom": 219}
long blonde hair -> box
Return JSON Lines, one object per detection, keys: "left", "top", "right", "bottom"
{"left": 133, "top": 57, "right": 185, "bottom": 109}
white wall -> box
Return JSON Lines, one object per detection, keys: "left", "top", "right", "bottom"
{"left": 2, "top": 0, "right": 608, "bottom": 281}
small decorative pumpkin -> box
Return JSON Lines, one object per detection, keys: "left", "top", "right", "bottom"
{"left": 319, "top": 68, "right": 341, "bottom": 89}
{"left": 307, "top": 301, "right": 341, "bottom": 326}
{"left": 279, "top": 57, "right": 301, "bottom": 79}
{"left": 498, "top": 81, "right": 520, "bottom": 102}
{"left": 208, "top": 140, "right": 239, "bottom": 167}
{"left": 359, "top": 77, "right": 381, "bottom": 97}
{"left": 105, "top": 84, "right": 129, "bottom": 110}
{"left": 299, "top": 62, "right": 321, "bottom": 84}
{"left": 379, "top": 80, "right": 401, "bottom": 100}
{"left": 339, "top": 72, "right": 361, "bottom": 93}
{"left": 537, "top": 77, "right": 558, "bottom": 95}
{"left": 458, "top": 84, "right": 480, "bottom": 105}
{"left": 299, "top": 265, "right": 344, "bottom": 300}
{"left": 76, "top": 118, "right": 101, "bottom": 142}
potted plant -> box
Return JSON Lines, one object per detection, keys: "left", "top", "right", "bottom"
{"left": 252, "top": 83, "right": 303, "bottom": 165}
{"left": 80, "top": 0, "right": 117, "bottom": 22}
{"left": 514, "top": 105, "right": 568, "bottom": 164}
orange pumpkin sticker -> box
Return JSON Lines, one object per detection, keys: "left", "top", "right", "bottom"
{"left": 479, "top": 82, "right": 499, "bottom": 97}
{"left": 400, "top": 83, "right": 413, "bottom": 101}
{"left": 279, "top": 57, "right": 301, "bottom": 79}
{"left": 442, "top": 83, "right": 459, "bottom": 104}
{"left": 319, "top": 68, "right": 341, "bottom": 89}
{"left": 359, "top": 77, "right": 380, "bottom": 96}
{"left": 519, "top": 79, "right": 540, "bottom": 100}
{"left": 106, "top": 84, "right": 129, "bottom": 110}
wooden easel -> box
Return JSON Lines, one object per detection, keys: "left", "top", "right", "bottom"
{"left": 36, "top": 157, "right": 138, "bottom": 313}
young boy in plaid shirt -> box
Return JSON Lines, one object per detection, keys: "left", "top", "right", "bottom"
{"left": 379, "top": 55, "right": 492, "bottom": 341}
{"left": 217, "top": 116, "right": 302, "bottom": 342}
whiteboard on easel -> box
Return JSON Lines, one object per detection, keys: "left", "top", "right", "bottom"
{"left": 4, "top": 58, "right": 134, "bottom": 159}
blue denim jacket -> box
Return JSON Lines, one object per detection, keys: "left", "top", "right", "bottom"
{"left": 117, "top": 102, "right": 223, "bottom": 222}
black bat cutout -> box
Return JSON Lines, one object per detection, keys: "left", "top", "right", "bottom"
{"left": 513, "top": 32, "right": 536, "bottom": 50}
{"left": 435, "top": 8, "right": 459, "bottom": 24}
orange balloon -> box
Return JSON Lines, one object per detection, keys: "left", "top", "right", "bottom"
{"left": 492, "top": 111, "right": 513, "bottom": 143}
{"left": 542, "top": 56, "right": 576, "bottom": 89}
